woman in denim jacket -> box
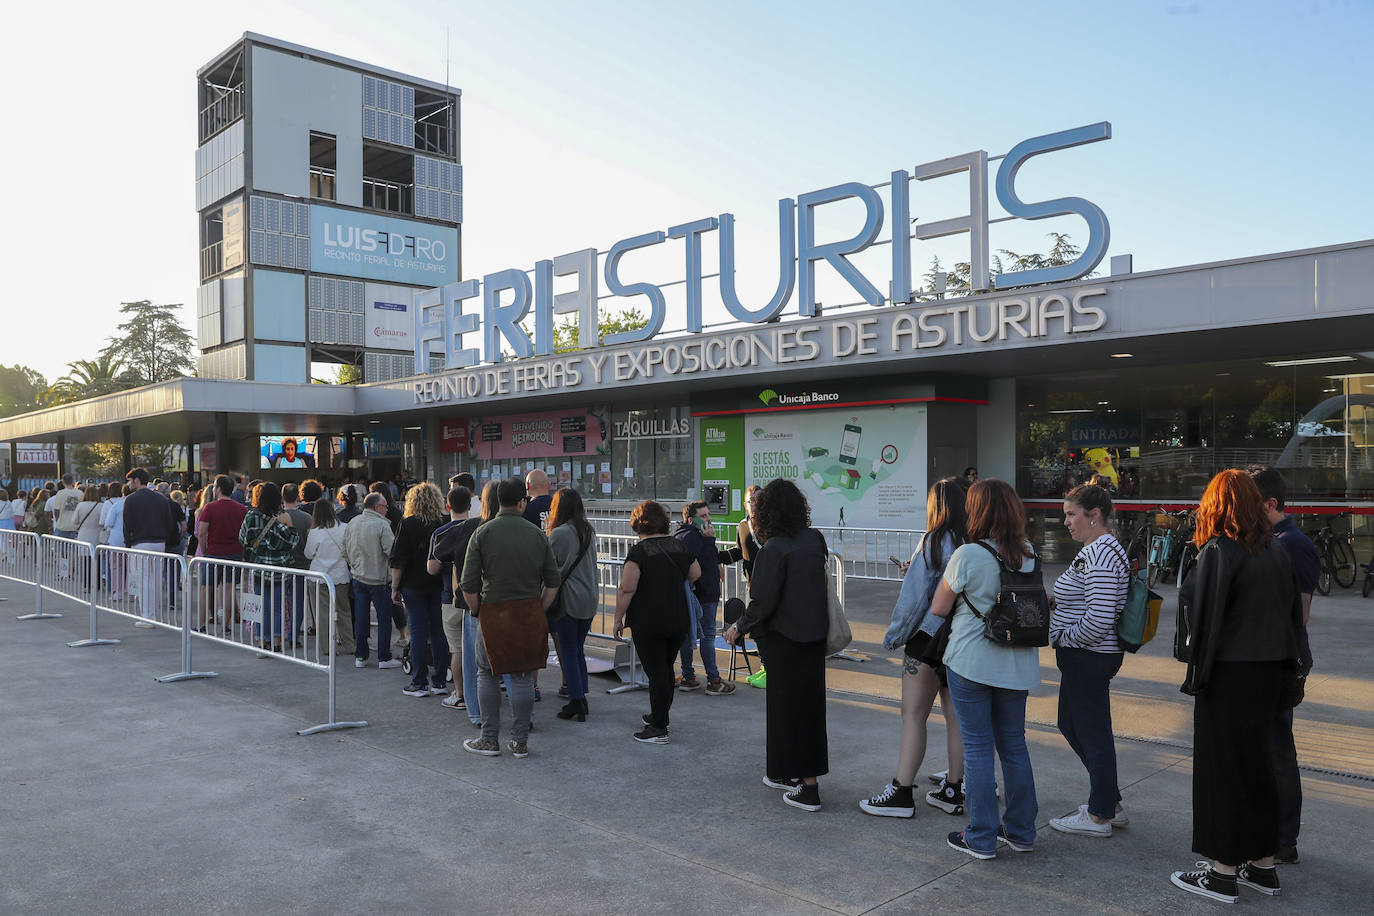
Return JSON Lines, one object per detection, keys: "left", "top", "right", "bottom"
{"left": 860, "top": 478, "right": 968, "bottom": 819}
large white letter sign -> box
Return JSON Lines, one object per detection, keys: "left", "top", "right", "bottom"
{"left": 913, "top": 151, "right": 990, "bottom": 293}
{"left": 603, "top": 231, "right": 667, "bottom": 346}
{"left": 995, "top": 122, "right": 1111, "bottom": 287}
{"left": 797, "top": 182, "right": 884, "bottom": 317}
{"left": 483, "top": 268, "right": 533, "bottom": 362}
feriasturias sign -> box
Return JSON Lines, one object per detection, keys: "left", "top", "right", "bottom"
{"left": 411, "top": 122, "right": 1114, "bottom": 406}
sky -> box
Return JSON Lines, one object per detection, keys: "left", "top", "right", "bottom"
{"left": 3, "top": 0, "right": 1372, "bottom": 383}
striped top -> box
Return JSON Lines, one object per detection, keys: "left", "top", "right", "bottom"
{"left": 1051, "top": 534, "right": 1128, "bottom": 653}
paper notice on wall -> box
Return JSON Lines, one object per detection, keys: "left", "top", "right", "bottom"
{"left": 601, "top": 461, "right": 610, "bottom": 473}
{"left": 525, "top": 461, "right": 535, "bottom": 472}
{"left": 623, "top": 467, "right": 634, "bottom": 478}
{"left": 705, "top": 456, "right": 726, "bottom": 470}
{"left": 602, "top": 482, "right": 612, "bottom": 494}
{"left": 546, "top": 466, "right": 556, "bottom": 478}
{"left": 585, "top": 463, "right": 596, "bottom": 475}
{"left": 732, "top": 489, "right": 742, "bottom": 512}
{"left": 561, "top": 461, "right": 571, "bottom": 472}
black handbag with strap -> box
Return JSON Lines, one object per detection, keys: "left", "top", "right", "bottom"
{"left": 547, "top": 525, "right": 594, "bottom": 624}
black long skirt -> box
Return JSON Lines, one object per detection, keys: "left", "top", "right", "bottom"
{"left": 1193, "top": 660, "right": 1284, "bottom": 864}
{"left": 755, "top": 631, "right": 829, "bottom": 781}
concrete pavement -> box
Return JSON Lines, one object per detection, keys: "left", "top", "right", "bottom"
{"left": 2, "top": 573, "right": 1371, "bottom": 914}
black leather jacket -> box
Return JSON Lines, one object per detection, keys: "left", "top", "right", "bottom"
{"left": 735, "top": 528, "right": 829, "bottom": 643}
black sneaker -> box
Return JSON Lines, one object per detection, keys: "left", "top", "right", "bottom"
{"left": 1236, "top": 861, "right": 1281, "bottom": 896}
{"left": 1274, "top": 845, "right": 1300, "bottom": 865}
{"left": 762, "top": 775, "right": 802, "bottom": 791}
{"left": 997, "top": 826, "right": 1034, "bottom": 853}
{"left": 783, "top": 783, "right": 821, "bottom": 812}
{"left": 859, "top": 780, "right": 915, "bottom": 818}
{"left": 947, "top": 830, "right": 995, "bottom": 860}
{"left": 925, "top": 779, "right": 966, "bottom": 815}
{"left": 1171, "top": 862, "right": 1238, "bottom": 904}
{"left": 641, "top": 714, "right": 670, "bottom": 732}
{"left": 401, "top": 684, "right": 430, "bottom": 697}
{"left": 633, "top": 725, "right": 669, "bottom": 745}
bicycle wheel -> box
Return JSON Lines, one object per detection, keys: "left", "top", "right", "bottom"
{"left": 1316, "top": 563, "right": 1332, "bottom": 596}
{"left": 1333, "top": 539, "right": 1357, "bottom": 588}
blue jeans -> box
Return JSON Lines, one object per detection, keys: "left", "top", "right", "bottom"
{"left": 1055, "top": 648, "right": 1123, "bottom": 819}
{"left": 352, "top": 580, "right": 394, "bottom": 661}
{"left": 254, "top": 577, "right": 287, "bottom": 645}
{"left": 947, "top": 669, "right": 1038, "bottom": 854}
{"left": 402, "top": 588, "right": 449, "bottom": 689}
{"left": 679, "top": 599, "right": 720, "bottom": 683}
{"left": 462, "top": 610, "right": 512, "bottom": 723}
{"left": 551, "top": 615, "right": 593, "bottom": 700}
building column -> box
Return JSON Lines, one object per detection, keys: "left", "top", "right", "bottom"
{"left": 56, "top": 435, "right": 67, "bottom": 478}
{"left": 120, "top": 426, "right": 133, "bottom": 476}
{"left": 186, "top": 438, "right": 197, "bottom": 486}
{"left": 7, "top": 442, "right": 16, "bottom": 486}
{"left": 214, "top": 412, "right": 229, "bottom": 478}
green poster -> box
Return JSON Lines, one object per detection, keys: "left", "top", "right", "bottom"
{"left": 699, "top": 415, "right": 745, "bottom": 525}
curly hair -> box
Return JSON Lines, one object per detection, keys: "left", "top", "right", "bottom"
{"left": 403, "top": 481, "right": 445, "bottom": 523}
{"left": 753, "top": 479, "right": 810, "bottom": 541}
{"left": 1194, "top": 468, "right": 1270, "bottom": 555}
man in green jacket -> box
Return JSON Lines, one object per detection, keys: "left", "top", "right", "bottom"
{"left": 460, "top": 477, "right": 560, "bottom": 759}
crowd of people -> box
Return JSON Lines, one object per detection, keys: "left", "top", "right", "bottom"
{"left": 1, "top": 461, "right": 1313, "bottom": 903}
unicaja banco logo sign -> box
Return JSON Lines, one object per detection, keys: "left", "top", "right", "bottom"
{"left": 759, "top": 389, "right": 779, "bottom": 405}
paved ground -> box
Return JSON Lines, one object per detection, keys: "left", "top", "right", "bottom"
{"left": 2, "top": 572, "right": 1372, "bottom": 915}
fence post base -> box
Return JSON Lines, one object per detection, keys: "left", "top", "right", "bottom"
{"left": 17, "top": 611, "right": 63, "bottom": 620}
{"left": 155, "top": 671, "right": 219, "bottom": 683}
{"left": 297, "top": 719, "right": 368, "bottom": 736}
{"left": 68, "top": 637, "right": 120, "bottom": 648}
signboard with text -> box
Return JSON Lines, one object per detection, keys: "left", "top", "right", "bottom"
{"left": 310, "top": 205, "right": 459, "bottom": 286}
{"left": 464, "top": 409, "right": 609, "bottom": 461}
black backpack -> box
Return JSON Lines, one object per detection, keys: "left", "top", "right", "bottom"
{"left": 959, "top": 541, "right": 1051, "bottom": 648}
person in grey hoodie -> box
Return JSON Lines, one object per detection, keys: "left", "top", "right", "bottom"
{"left": 546, "top": 489, "right": 599, "bottom": 722}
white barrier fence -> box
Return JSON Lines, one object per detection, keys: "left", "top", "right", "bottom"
{"left": 1, "top": 529, "right": 52, "bottom": 620}
{"left": 3, "top": 535, "right": 366, "bottom": 736}
{"left": 589, "top": 518, "right": 918, "bottom": 582}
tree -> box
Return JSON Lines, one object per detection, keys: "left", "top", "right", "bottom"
{"left": 552, "top": 307, "right": 647, "bottom": 352}
{"left": 97, "top": 300, "right": 195, "bottom": 387}
{"left": 333, "top": 363, "right": 363, "bottom": 385}
{"left": 998, "top": 232, "right": 1089, "bottom": 279}
{"left": 45, "top": 354, "right": 133, "bottom": 405}
{"left": 914, "top": 233, "right": 1084, "bottom": 300}
{"left": 0, "top": 364, "right": 49, "bottom": 418}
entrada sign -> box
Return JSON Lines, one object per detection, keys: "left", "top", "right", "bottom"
{"left": 414, "top": 123, "right": 1113, "bottom": 372}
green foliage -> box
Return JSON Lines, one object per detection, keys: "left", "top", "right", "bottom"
{"left": 913, "top": 234, "right": 1083, "bottom": 300}
{"left": 45, "top": 354, "right": 134, "bottom": 405}
{"left": 97, "top": 300, "right": 195, "bottom": 387}
{"left": 554, "top": 307, "right": 648, "bottom": 352}
{"left": 0, "top": 364, "right": 49, "bottom": 418}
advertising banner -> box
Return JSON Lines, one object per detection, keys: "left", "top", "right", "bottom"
{"left": 699, "top": 416, "right": 745, "bottom": 523}
{"left": 309, "top": 205, "right": 459, "bottom": 286}
{"left": 466, "top": 409, "right": 610, "bottom": 461}
{"left": 744, "top": 405, "right": 927, "bottom": 529}
{"left": 16, "top": 448, "right": 58, "bottom": 464}
{"left": 438, "top": 420, "right": 468, "bottom": 454}
{"left": 364, "top": 282, "right": 430, "bottom": 351}
{"left": 222, "top": 198, "right": 244, "bottom": 270}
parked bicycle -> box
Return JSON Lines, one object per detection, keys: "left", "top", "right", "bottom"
{"left": 1147, "top": 509, "right": 1197, "bottom": 588}
{"left": 1309, "top": 512, "right": 1357, "bottom": 596}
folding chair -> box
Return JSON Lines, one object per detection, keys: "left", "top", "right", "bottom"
{"left": 723, "top": 597, "right": 753, "bottom": 682}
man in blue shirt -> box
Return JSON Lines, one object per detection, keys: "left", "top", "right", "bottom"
{"left": 1248, "top": 466, "right": 1317, "bottom": 866}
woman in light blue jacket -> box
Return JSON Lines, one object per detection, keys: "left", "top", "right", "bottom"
{"left": 860, "top": 478, "right": 968, "bottom": 819}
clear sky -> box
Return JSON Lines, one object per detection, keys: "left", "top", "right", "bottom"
{"left": 3, "top": 0, "right": 1371, "bottom": 383}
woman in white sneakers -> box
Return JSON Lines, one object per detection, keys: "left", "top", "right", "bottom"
{"left": 1048, "top": 484, "right": 1129, "bottom": 838}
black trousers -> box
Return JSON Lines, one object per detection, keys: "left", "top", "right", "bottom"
{"left": 755, "top": 631, "right": 829, "bottom": 781}
{"left": 634, "top": 631, "right": 687, "bottom": 728}
{"left": 1193, "top": 660, "right": 1284, "bottom": 865}
{"left": 1271, "top": 705, "right": 1302, "bottom": 848}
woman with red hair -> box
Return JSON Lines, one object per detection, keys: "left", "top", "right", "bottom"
{"left": 1169, "top": 469, "right": 1302, "bottom": 904}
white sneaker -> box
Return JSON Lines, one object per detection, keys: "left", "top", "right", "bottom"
{"left": 354, "top": 658, "right": 366, "bottom": 668}
{"left": 1110, "top": 806, "right": 1129, "bottom": 828}
{"left": 1050, "top": 807, "right": 1112, "bottom": 837}
{"left": 134, "top": 620, "right": 156, "bottom": 629}
{"left": 378, "top": 659, "right": 401, "bottom": 669}
{"left": 441, "top": 693, "right": 466, "bottom": 709}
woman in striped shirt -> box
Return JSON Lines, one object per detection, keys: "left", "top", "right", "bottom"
{"left": 1049, "top": 484, "right": 1129, "bottom": 838}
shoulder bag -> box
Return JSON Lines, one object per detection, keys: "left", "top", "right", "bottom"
{"left": 816, "top": 530, "right": 853, "bottom": 656}
{"left": 959, "top": 541, "right": 1050, "bottom": 647}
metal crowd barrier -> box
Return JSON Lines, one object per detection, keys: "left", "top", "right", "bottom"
{"left": 89, "top": 545, "right": 211, "bottom": 682}
{"left": 34, "top": 535, "right": 121, "bottom": 649}
{"left": 592, "top": 520, "right": 920, "bottom": 582}
{"left": 2, "top": 529, "right": 53, "bottom": 620}
{"left": 186, "top": 556, "right": 367, "bottom": 735}
{"left": 588, "top": 557, "right": 645, "bottom": 693}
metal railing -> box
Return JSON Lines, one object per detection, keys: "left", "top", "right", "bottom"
{"left": 199, "top": 85, "right": 243, "bottom": 143}
{"left": 200, "top": 241, "right": 223, "bottom": 281}
{"left": 363, "top": 177, "right": 412, "bottom": 214}
{"left": 309, "top": 166, "right": 336, "bottom": 201}
{"left": 187, "top": 556, "right": 367, "bottom": 735}
{"left": 1, "top": 529, "right": 52, "bottom": 620}
{"left": 591, "top": 521, "right": 903, "bottom": 582}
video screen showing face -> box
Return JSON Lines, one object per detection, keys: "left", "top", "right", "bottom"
{"left": 260, "top": 435, "right": 343, "bottom": 470}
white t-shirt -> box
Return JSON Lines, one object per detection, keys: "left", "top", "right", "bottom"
{"left": 276, "top": 455, "right": 307, "bottom": 468}
{"left": 9, "top": 498, "right": 25, "bottom": 521}
{"left": 49, "top": 488, "right": 86, "bottom": 530}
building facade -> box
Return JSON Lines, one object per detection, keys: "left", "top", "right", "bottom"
{"left": 195, "top": 33, "right": 460, "bottom": 385}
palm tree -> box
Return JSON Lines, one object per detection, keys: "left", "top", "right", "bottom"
{"left": 46, "top": 354, "right": 131, "bottom": 404}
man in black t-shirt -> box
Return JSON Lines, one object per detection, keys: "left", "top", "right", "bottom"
{"left": 429, "top": 486, "right": 483, "bottom": 725}
{"left": 522, "top": 470, "right": 553, "bottom": 529}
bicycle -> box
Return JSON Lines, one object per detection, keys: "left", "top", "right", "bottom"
{"left": 1309, "top": 512, "right": 1357, "bottom": 596}
{"left": 1147, "top": 509, "right": 1196, "bottom": 588}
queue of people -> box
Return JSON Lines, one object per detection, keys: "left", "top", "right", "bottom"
{"left": 6, "top": 460, "right": 1313, "bottom": 904}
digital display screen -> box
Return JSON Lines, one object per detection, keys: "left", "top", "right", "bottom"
{"left": 260, "top": 435, "right": 343, "bottom": 470}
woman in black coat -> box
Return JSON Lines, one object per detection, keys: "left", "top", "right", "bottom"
{"left": 723, "top": 479, "right": 830, "bottom": 812}
{"left": 1169, "top": 469, "right": 1302, "bottom": 904}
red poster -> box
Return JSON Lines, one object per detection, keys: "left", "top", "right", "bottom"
{"left": 439, "top": 421, "right": 468, "bottom": 454}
